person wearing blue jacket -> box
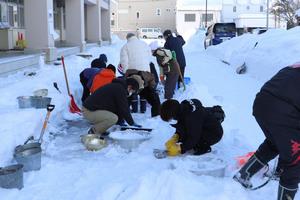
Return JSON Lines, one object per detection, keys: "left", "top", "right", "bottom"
{"left": 79, "top": 54, "right": 108, "bottom": 102}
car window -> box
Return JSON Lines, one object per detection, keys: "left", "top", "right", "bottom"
{"left": 142, "top": 29, "right": 147, "bottom": 32}
{"left": 154, "top": 29, "right": 159, "bottom": 33}
{"left": 148, "top": 29, "right": 153, "bottom": 32}
{"left": 213, "top": 23, "right": 236, "bottom": 34}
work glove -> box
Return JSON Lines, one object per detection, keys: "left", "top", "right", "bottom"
{"left": 165, "top": 133, "right": 179, "bottom": 149}
{"left": 132, "top": 122, "right": 142, "bottom": 128}
{"left": 167, "top": 143, "right": 181, "bottom": 156}
{"left": 118, "top": 64, "right": 125, "bottom": 75}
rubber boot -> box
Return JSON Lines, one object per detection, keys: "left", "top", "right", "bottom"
{"left": 233, "top": 154, "right": 266, "bottom": 189}
{"left": 131, "top": 94, "right": 138, "bottom": 113}
{"left": 140, "top": 99, "right": 147, "bottom": 113}
{"left": 278, "top": 184, "right": 297, "bottom": 200}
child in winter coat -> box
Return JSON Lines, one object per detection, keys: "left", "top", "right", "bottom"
{"left": 234, "top": 62, "right": 300, "bottom": 200}
{"left": 90, "top": 64, "right": 116, "bottom": 93}
{"left": 79, "top": 54, "right": 108, "bottom": 102}
{"left": 149, "top": 41, "right": 179, "bottom": 99}
{"left": 160, "top": 99, "right": 223, "bottom": 157}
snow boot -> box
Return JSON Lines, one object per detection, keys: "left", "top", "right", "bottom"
{"left": 278, "top": 184, "right": 297, "bottom": 200}
{"left": 131, "top": 98, "right": 138, "bottom": 113}
{"left": 233, "top": 154, "right": 266, "bottom": 189}
{"left": 140, "top": 99, "right": 147, "bottom": 113}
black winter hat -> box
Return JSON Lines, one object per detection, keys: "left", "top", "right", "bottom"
{"left": 107, "top": 64, "right": 116, "bottom": 74}
{"left": 163, "top": 30, "right": 172, "bottom": 38}
{"left": 160, "top": 99, "right": 180, "bottom": 121}
{"left": 91, "top": 58, "right": 106, "bottom": 68}
{"left": 126, "top": 77, "right": 139, "bottom": 91}
{"left": 99, "top": 54, "right": 108, "bottom": 63}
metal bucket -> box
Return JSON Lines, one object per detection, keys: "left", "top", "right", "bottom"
{"left": 17, "top": 96, "right": 51, "bottom": 109}
{"left": 14, "top": 142, "right": 42, "bottom": 172}
{"left": 0, "top": 164, "right": 23, "bottom": 189}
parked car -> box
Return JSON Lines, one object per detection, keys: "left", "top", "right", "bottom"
{"left": 138, "top": 28, "right": 163, "bottom": 39}
{"left": 251, "top": 28, "right": 267, "bottom": 35}
{"left": 204, "top": 23, "right": 237, "bottom": 49}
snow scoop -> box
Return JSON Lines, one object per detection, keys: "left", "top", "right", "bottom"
{"left": 120, "top": 126, "right": 152, "bottom": 132}
{"left": 61, "top": 56, "right": 81, "bottom": 114}
{"left": 153, "top": 149, "right": 168, "bottom": 159}
{"left": 38, "top": 104, "right": 55, "bottom": 144}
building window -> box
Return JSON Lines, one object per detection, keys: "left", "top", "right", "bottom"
{"left": 112, "top": 12, "right": 115, "bottom": 16}
{"left": 111, "top": 20, "right": 115, "bottom": 26}
{"left": 233, "top": 6, "right": 236, "bottom": 12}
{"left": 202, "top": 13, "right": 213, "bottom": 22}
{"left": 184, "top": 13, "right": 196, "bottom": 22}
{"left": 0, "top": 3, "right": 8, "bottom": 23}
{"left": 166, "top": 8, "right": 170, "bottom": 12}
{"left": 156, "top": 8, "right": 161, "bottom": 16}
{"left": 260, "top": 6, "right": 263, "bottom": 12}
{"left": 136, "top": 11, "right": 139, "bottom": 19}
{"left": 246, "top": 5, "right": 250, "bottom": 10}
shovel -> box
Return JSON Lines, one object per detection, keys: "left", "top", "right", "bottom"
{"left": 61, "top": 56, "right": 81, "bottom": 114}
{"left": 38, "top": 104, "right": 55, "bottom": 143}
{"left": 171, "top": 51, "right": 186, "bottom": 91}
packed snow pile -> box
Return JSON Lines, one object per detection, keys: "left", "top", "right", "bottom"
{"left": 206, "top": 27, "right": 300, "bottom": 81}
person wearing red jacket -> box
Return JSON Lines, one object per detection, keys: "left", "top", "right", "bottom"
{"left": 90, "top": 64, "right": 116, "bottom": 93}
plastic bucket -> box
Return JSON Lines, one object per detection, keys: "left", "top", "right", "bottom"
{"left": 14, "top": 142, "right": 42, "bottom": 172}
{"left": 0, "top": 164, "right": 24, "bottom": 189}
{"left": 17, "top": 96, "right": 51, "bottom": 109}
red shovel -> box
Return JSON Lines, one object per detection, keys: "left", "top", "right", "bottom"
{"left": 61, "top": 56, "right": 81, "bottom": 114}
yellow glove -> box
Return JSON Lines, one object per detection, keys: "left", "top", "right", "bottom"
{"left": 167, "top": 143, "right": 181, "bottom": 156}
{"left": 165, "top": 134, "right": 179, "bottom": 149}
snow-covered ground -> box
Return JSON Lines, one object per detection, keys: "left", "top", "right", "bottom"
{"left": 1, "top": 27, "right": 300, "bottom": 200}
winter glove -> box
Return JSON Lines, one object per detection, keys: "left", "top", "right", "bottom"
{"left": 167, "top": 143, "right": 181, "bottom": 156}
{"left": 165, "top": 133, "right": 179, "bottom": 149}
{"left": 118, "top": 64, "right": 125, "bottom": 75}
{"left": 132, "top": 122, "right": 142, "bottom": 128}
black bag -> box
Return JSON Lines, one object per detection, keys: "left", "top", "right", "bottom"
{"left": 206, "top": 105, "right": 225, "bottom": 123}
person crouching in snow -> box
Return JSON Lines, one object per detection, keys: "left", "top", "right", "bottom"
{"left": 79, "top": 55, "right": 107, "bottom": 102}
{"left": 149, "top": 41, "right": 179, "bottom": 99}
{"left": 233, "top": 62, "right": 300, "bottom": 200}
{"left": 90, "top": 64, "right": 116, "bottom": 93}
{"left": 82, "top": 77, "right": 142, "bottom": 136}
{"left": 160, "top": 99, "right": 223, "bottom": 156}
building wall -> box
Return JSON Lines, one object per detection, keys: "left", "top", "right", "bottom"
{"left": 222, "top": 3, "right": 266, "bottom": 22}
{"left": 116, "top": 0, "right": 176, "bottom": 33}
{"left": 176, "top": 10, "right": 221, "bottom": 36}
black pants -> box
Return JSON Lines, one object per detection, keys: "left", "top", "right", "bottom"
{"left": 150, "top": 62, "right": 159, "bottom": 88}
{"left": 139, "top": 86, "right": 161, "bottom": 117}
{"left": 80, "top": 72, "right": 90, "bottom": 103}
{"left": 255, "top": 117, "right": 300, "bottom": 189}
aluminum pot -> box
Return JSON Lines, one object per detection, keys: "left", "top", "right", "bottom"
{"left": 0, "top": 164, "right": 23, "bottom": 189}
{"left": 17, "top": 96, "right": 51, "bottom": 109}
{"left": 14, "top": 142, "right": 42, "bottom": 172}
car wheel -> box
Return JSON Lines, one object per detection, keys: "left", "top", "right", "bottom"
{"left": 143, "top": 35, "right": 147, "bottom": 39}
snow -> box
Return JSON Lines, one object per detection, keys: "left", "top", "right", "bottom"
{"left": 0, "top": 29, "right": 300, "bottom": 199}
{"left": 109, "top": 130, "right": 151, "bottom": 140}
{"left": 296, "top": 9, "right": 300, "bottom": 17}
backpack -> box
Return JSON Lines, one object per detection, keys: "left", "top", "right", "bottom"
{"left": 206, "top": 105, "right": 225, "bottom": 123}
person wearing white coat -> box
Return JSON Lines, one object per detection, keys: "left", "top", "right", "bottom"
{"left": 118, "top": 33, "right": 161, "bottom": 117}
{"left": 119, "top": 33, "right": 152, "bottom": 73}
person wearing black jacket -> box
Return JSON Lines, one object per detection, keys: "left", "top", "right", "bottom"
{"left": 233, "top": 63, "right": 300, "bottom": 200}
{"left": 163, "top": 30, "right": 186, "bottom": 88}
{"left": 82, "top": 78, "right": 141, "bottom": 135}
{"left": 160, "top": 99, "right": 223, "bottom": 156}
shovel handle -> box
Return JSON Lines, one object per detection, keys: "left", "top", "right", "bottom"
{"left": 47, "top": 104, "right": 55, "bottom": 112}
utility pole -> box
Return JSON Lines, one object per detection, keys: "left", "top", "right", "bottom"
{"left": 266, "top": 0, "right": 270, "bottom": 30}
{"left": 205, "top": 0, "right": 208, "bottom": 28}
